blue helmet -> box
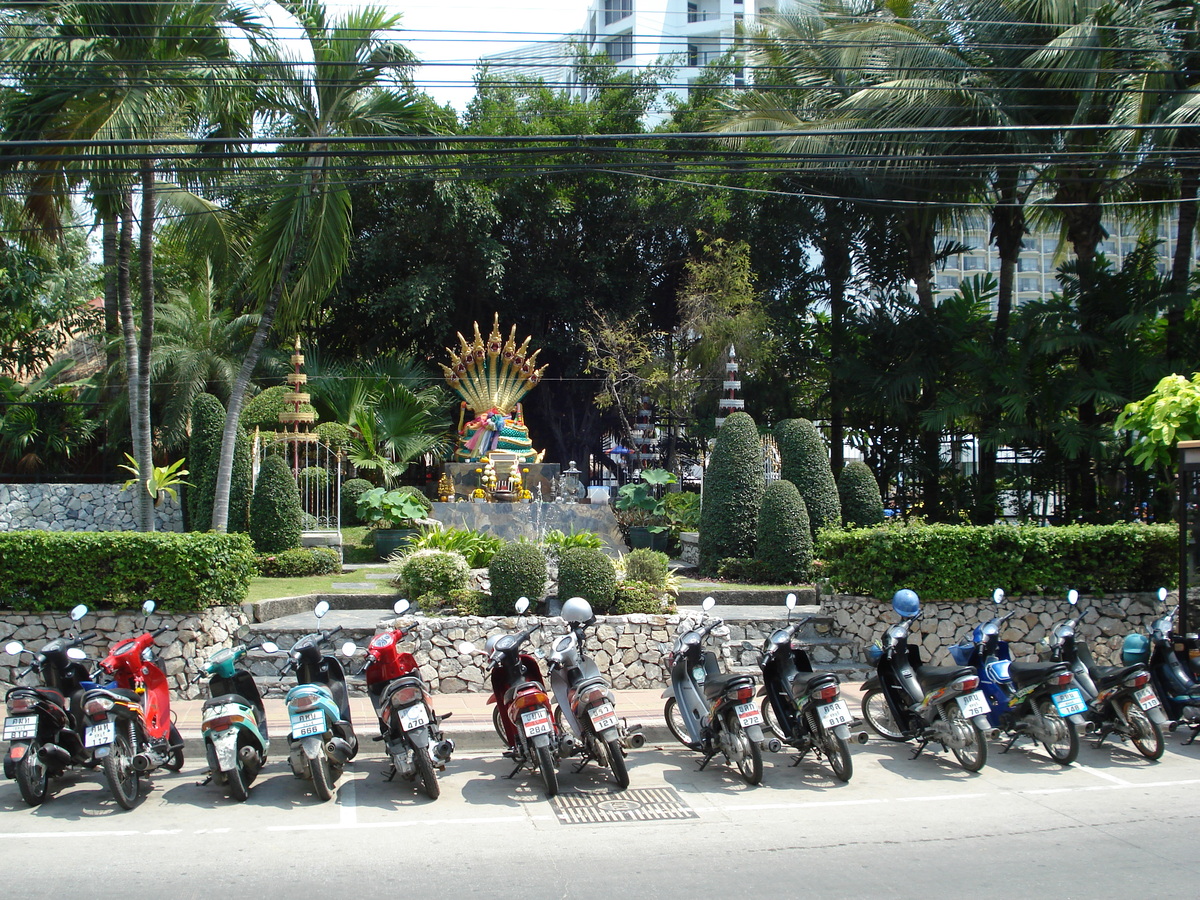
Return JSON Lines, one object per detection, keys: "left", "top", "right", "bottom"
{"left": 892, "top": 588, "right": 921, "bottom": 618}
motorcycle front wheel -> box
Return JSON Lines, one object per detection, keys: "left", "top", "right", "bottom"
{"left": 861, "top": 688, "right": 905, "bottom": 741}
{"left": 492, "top": 705, "right": 507, "bottom": 742}
{"left": 309, "top": 748, "right": 335, "bottom": 801}
{"left": 413, "top": 746, "right": 440, "bottom": 800}
{"left": 760, "top": 698, "right": 787, "bottom": 742}
{"left": 102, "top": 719, "right": 140, "bottom": 810}
{"left": 534, "top": 742, "right": 559, "bottom": 798}
{"left": 725, "top": 712, "right": 763, "bottom": 786}
{"left": 663, "top": 697, "right": 697, "bottom": 749}
{"left": 1037, "top": 699, "right": 1079, "bottom": 765}
{"left": 1122, "top": 699, "right": 1164, "bottom": 760}
{"left": 606, "top": 737, "right": 630, "bottom": 791}
{"left": 165, "top": 723, "right": 184, "bottom": 772}
{"left": 944, "top": 703, "right": 988, "bottom": 772}
{"left": 821, "top": 727, "right": 853, "bottom": 783}
{"left": 15, "top": 741, "right": 48, "bottom": 806}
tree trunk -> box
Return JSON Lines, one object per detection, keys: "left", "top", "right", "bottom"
{"left": 116, "top": 192, "right": 143, "bottom": 522}
{"left": 137, "top": 160, "right": 156, "bottom": 532}
{"left": 904, "top": 209, "right": 941, "bottom": 517}
{"left": 821, "top": 218, "right": 852, "bottom": 479}
{"left": 102, "top": 215, "right": 119, "bottom": 395}
{"left": 1167, "top": 169, "right": 1198, "bottom": 362}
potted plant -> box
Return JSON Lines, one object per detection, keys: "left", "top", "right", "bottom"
{"left": 612, "top": 468, "right": 676, "bottom": 552}
{"left": 356, "top": 486, "right": 435, "bottom": 559}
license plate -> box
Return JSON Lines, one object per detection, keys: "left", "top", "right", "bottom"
{"left": 290, "top": 709, "right": 325, "bottom": 739}
{"left": 2, "top": 715, "right": 36, "bottom": 741}
{"left": 520, "top": 708, "right": 552, "bottom": 737}
{"left": 734, "top": 701, "right": 763, "bottom": 728}
{"left": 1052, "top": 688, "right": 1087, "bottom": 717}
{"left": 588, "top": 702, "right": 618, "bottom": 732}
{"left": 957, "top": 690, "right": 990, "bottom": 718}
{"left": 85, "top": 721, "right": 114, "bottom": 748}
{"left": 398, "top": 704, "right": 430, "bottom": 732}
{"left": 816, "top": 699, "right": 851, "bottom": 729}
{"left": 1136, "top": 685, "right": 1161, "bottom": 711}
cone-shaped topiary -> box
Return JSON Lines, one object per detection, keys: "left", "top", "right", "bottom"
{"left": 558, "top": 546, "right": 617, "bottom": 613}
{"left": 187, "top": 393, "right": 225, "bottom": 531}
{"left": 489, "top": 541, "right": 548, "bottom": 609}
{"left": 755, "top": 479, "right": 812, "bottom": 582}
{"left": 228, "top": 425, "right": 253, "bottom": 533}
{"left": 776, "top": 418, "right": 841, "bottom": 539}
{"left": 838, "top": 460, "right": 885, "bottom": 527}
{"left": 699, "top": 411, "right": 766, "bottom": 576}
{"left": 249, "top": 455, "right": 302, "bottom": 553}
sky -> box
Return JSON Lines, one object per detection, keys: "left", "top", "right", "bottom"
{"left": 348, "top": 1, "right": 594, "bottom": 111}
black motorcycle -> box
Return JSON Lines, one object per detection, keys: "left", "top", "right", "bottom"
{"left": 1122, "top": 587, "right": 1200, "bottom": 745}
{"left": 4, "top": 604, "right": 97, "bottom": 805}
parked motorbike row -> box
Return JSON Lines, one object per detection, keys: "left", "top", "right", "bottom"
{"left": 4, "top": 586, "right": 1193, "bottom": 807}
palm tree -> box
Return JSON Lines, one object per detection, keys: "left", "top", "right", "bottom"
{"left": 210, "top": 0, "right": 444, "bottom": 533}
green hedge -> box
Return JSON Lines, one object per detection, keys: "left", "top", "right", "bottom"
{"left": 0, "top": 531, "right": 256, "bottom": 612}
{"left": 698, "top": 411, "right": 765, "bottom": 576}
{"left": 755, "top": 479, "right": 812, "bottom": 583}
{"left": 488, "top": 541, "right": 547, "bottom": 608}
{"left": 816, "top": 522, "right": 1176, "bottom": 600}
{"left": 837, "top": 460, "right": 884, "bottom": 528}
{"left": 257, "top": 547, "right": 341, "bottom": 578}
{"left": 249, "top": 455, "right": 302, "bottom": 553}
{"left": 558, "top": 546, "right": 617, "bottom": 613}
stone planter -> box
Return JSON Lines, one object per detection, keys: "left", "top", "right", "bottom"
{"left": 628, "top": 526, "right": 668, "bottom": 552}
{"left": 373, "top": 528, "right": 416, "bottom": 560}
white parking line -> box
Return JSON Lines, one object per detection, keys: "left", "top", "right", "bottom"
{"left": 1069, "top": 762, "right": 1131, "bottom": 785}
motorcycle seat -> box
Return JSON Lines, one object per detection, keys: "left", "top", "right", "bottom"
{"left": 1007, "top": 661, "right": 1071, "bottom": 691}
{"left": 203, "top": 693, "right": 252, "bottom": 711}
{"left": 701, "top": 672, "right": 755, "bottom": 701}
{"left": 1090, "top": 665, "right": 1144, "bottom": 689}
{"left": 9, "top": 686, "right": 67, "bottom": 708}
{"left": 571, "top": 674, "right": 609, "bottom": 695}
{"left": 790, "top": 672, "right": 838, "bottom": 698}
{"left": 88, "top": 686, "right": 139, "bottom": 703}
{"left": 378, "top": 676, "right": 425, "bottom": 707}
{"left": 914, "top": 665, "right": 977, "bottom": 689}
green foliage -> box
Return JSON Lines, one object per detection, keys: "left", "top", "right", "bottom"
{"left": 717, "top": 557, "right": 773, "bottom": 583}
{"left": 450, "top": 588, "right": 508, "bottom": 617}
{"left": 1116, "top": 373, "right": 1200, "bottom": 471}
{"left": 612, "top": 580, "right": 675, "bottom": 615}
{"left": 299, "top": 466, "right": 330, "bottom": 490}
{"left": 249, "top": 455, "right": 302, "bottom": 553}
{"left": 356, "top": 486, "right": 432, "bottom": 528}
{"left": 119, "top": 453, "right": 191, "bottom": 504}
{"left": 316, "top": 421, "right": 351, "bottom": 453}
{"left": 755, "top": 479, "right": 813, "bottom": 583}
{"left": 542, "top": 527, "right": 603, "bottom": 557}
{"left": 664, "top": 491, "right": 701, "bottom": 532}
{"left": 228, "top": 425, "right": 253, "bottom": 533}
{"left": 612, "top": 467, "right": 677, "bottom": 529}
{"left": 817, "top": 523, "right": 1177, "bottom": 600}
{"left": 392, "top": 549, "right": 470, "bottom": 602}
{"left": 624, "top": 548, "right": 669, "bottom": 587}
{"left": 0, "top": 365, "right": 99, "bottom": 476}
{"left": 341, "top": 478, "right": 374, "bottom": 525}
{"left": 837, "top": 461, "right": 885, "bottom": 527}
{"left": 0, "top": 531, "right": 255, "bottom": 611}
{"left": 240, "top": 385, "right": 319, "bottom": 432}
{"left": 557, "top": 546, "right": 617, "bottom": 613}
{"left": 698, "top": 411, "right": 766, "bottom": 576}
{"left": 776, "top": 418, "right": 841, "bottom": 537}
{"left": 488, "top": 541, "right": 548, "bottom": 606}
{"left": 257, "top": 547, "right": 341, "bottom": 577}
{"left": 408, "top": 526, "right": 504, "bottom": 568}
{"left": 187, "top": 392, "right": 224, "bottom": 530}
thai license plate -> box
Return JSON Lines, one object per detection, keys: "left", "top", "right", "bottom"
{"left": 588, "top": 702, "right": 618, "bottom": 732}
{"left": 816, "top": 699, "right": 851, "bottom": 729}
{"left": 3, "top": 715, "right": 36, "bottom": 741}
{"left": 521, "top": 708, "right": 552, "bottom": 737}
{"left": 85, "top": 720, "right": 114, "bottom": 748}
{"left": 1136, "top": 685, "right": 1161, "bottom": 711}
{"left": 398, "top": 704, "right": 430, "bottom": 732}
{"left": 734, "top": 701, "right": 763, "bottom": 727}
{"left": 290, "top": 709, "right": 325, "bottom": 739}
{"left": 1052, "top": 688, "right": 1087, "bottom": 717}
{"left": 957, "top": 690, "right": 990, "bottom": 718}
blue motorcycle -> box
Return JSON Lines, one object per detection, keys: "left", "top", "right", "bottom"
{"left": 950, "top": 589, "right": 1086, "bottom": 765}
{"left": 1122, "top": 587, "right": 1200, "bottom": 745}
{"left": 198, "top": 626, "right": 270, "bottom": 802}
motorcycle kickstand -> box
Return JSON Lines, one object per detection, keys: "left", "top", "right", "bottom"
{"left": 196, "top": 773, "right": 213, "bottom": 787}
{"left": 1185, "top": 725, "right": 1200, "bottom": 746}
{"left": 697, "top": 745, "right": 718, "bottom": 771}
{"left": 1001, "top": 732, "right": 1021, "bottom": 754}
{"left": 382, "top": 763, "right": 397, "bottom": 782}
{"left": 504, "top": 757, "right": 525, "bottom": 779}
{"left": 909, "top": 739, "right": 929, "bottom": 760}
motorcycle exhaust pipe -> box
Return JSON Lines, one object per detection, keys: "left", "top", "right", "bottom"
{"left": 763, "top": 737, "right": 783, "bottom": 754}
{"left": 855, "top": 732, "right": 870, "bottom": 745}
{"left": 432, "top": 739, "right": 455, "bottom": 763}
{"left": 626, "top": 732, "right": 646, "bottom": 750}
{"left": 326, "top": 737, "right": 353, "bottom": 766}
{"left": 37, "top": 743, "right": 72, "bottom": 768}
{"left": 131, "top": 752, "right": 155, "bottom": 772}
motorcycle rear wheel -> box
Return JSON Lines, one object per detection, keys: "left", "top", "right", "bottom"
{"left": 414, "top": 745, "right": 440, "bottom": 800}
{"left": 1037, "top": 700, "right": 1079, "bottom": 765}
{"left": 945, "top": 703, "right": 988, "bottom": 772}
{"left": 861, "top": 688, "right": 905, "bottom": 742}
{"left": 725, "top": 712, "right": 763, "bottom": 786}
{"left": 15, "top": 741, "right": 49, "bottom": 806}
{"left": 309, "top": 749, "right": 335, "bottom": 801}
{"left": 1122, "top": 699, "right": 1164, "bottom": 760}
{"left": 226, "top": 757, "right": 250, "bottom": 802}
{"left": 103, "top": 719, "right": 140, "bottom": 810}
{"left": 534, "top": 743, "right": 559, "bottom": 798}
{"left": 606, "top": 737, "right": 630, "bottom": 791}
{"left": 821, "top": 728, "right": 853, "bottom": 783}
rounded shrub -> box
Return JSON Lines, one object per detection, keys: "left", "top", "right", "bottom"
{"left": 755, "top": 479, "right": 813, "bottom": 583}
{"left": 838, "top": 460, "right": 885, "bottom": 527}
{"left": 624, "top": 548, "right": 669, "bottom": 587}
{"left": 341, "top": 478, "right": 374, "bottom": 525}
{"left": 612, "top": 580, "right": 675, "bottom": 615}
{"left": 249, "top": 455, "right": 302, "bottom": 553}
{"left": 299, "top": 466, "right": 330, "bottom": 490}
{"left": 776, "top": 418, "right": 841, "bottom": 539}
{"left": 392, "top": 549, "right": 470, "bottom": 602}
{"left": 240, "top": 385, "right": 319, "bottom": 432}
{"left": 187, "top": 393, "right": 224, "bottom": 531}
{"left": 449, "top": 589, "right": 506, "bottom": 617}
{"left": 316, "top": 421, "right": 351, "bottom": 453}
{"left": 258, "top": 547, "right": 341, "bottom": 577}
{"left": 698, "top": 411, "right": 766, "bottom": 576}
{"left": 488, "top": 541, "right": 548, "bottom": 608}
{"left": 557, "top": 546, "right": 617, "bottom": 613}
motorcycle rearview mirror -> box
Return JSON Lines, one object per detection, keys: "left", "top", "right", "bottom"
{"left": 992, "top": 588, "right": 1004, "bottom": 604}
{"left": 340, "top": 641, "right": 358, "bottom": 658}
{"left": 393, "top": 598, "right": 411, "bottom": 615}
{"left": 785, "top": 593, "right": 797, "bottom": 610}
{"left": 236, "top": 624, "right": 251, "bottom": 640}
{"left": 141, "top": 599, "right": 156, "bottom": 617}
{"left": 455, "top": 641, "right": 478, "bottom": 656}
{"left": 70, "top": 604, "right": 88, "bottom": 621}
{"left": 515, "top": 596, "right": 530, "bottom": 615}
{"left": 314, "top": 600, "right": 330, "bottom": 619}
{"left": 1158, "top": 587, "right": 1168, "bottom": 604}
{"left": 4, "top": 640, "right": 23, "bottom": 656}
{"left": 67, "top": 647, "right": 87, "bottom": 660}
{"left": 702, "top": 596, "right": 716, "bottom": 612}
{"left": 1067, "top": 589, "right": 1079, "bottom": 606}
{"left": 259, "top": 641, "right": 280, "bottom": 653}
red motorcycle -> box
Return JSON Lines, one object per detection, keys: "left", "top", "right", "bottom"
{"left": 473, "top": 597, "right": 560, "bottom": 798}
{"left": 360, "top": 600, "right": 455, "bottom": 800}
{"left": 81, "top": 601, "right": 183, "bottom": 808}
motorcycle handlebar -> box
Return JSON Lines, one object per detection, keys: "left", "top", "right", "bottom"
{"left": 152, "top": 626, "right": 171, "bottom": 639}
{"left": 76, "top": 632, "right": 98, "bottom": 643}
{"left": 325, "top": 625, "right": 344, "bottom": 642}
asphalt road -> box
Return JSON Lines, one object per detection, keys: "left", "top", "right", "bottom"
{"left": 3, "top": 733, "right": 1200, "bottom": 899}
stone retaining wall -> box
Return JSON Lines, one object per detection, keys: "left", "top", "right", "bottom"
{"left": 0, "top": 483, "right": 183, "bottom": 532}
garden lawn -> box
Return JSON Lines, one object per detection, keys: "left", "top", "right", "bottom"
{"left": 244, "top": 571, "right": 396, "bottom": 604}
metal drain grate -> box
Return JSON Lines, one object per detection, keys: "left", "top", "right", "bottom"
{"left": 551, "top": 787, "right": 698, "bottom": 825}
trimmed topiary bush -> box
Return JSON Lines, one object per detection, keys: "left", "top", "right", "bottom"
{"left": 838, "top": 460, "right": 884, "bottom": 527}
{"left": 489, "top": 541, "right": 548, "bottom": 608}
{"left": 240, "top": 385, "right": 319, "bottom": 432}
{"left": 624, "top": 548, "right": 669, "bottom": 587}
{"left": 392, "top": 549, "right": 470, "bottom": 602}
{"left": 612, "top": 580, "right": 676, "bottom": 615}
{"left": 557, "top": 546, "right": 617, "bottom": 613}
{"left": 698, "top": 411, "right": 766, "bottom": 576}
{"left": 717, "top": 557, "right": 772, "bottom": 583}
{"left": 316, "top": 421, "right": 351, "bottom": 453}
{"left": 187, "top": 393, "right": 224, "bottom": 531}
{"left": 776, "top": 418, "right": 841, "bottom": 539}
{"left": 755, "top": 479, "right": 812, "bottom": 583}
{"left": 228, "top": 425, "right": 254, "bottom": 533}
{"left": 249, "top": 455, "right": 302, "bottom": 553}
{"left": 257, "top": 547, "right": 341, "bottom": 577}
{"left": 342, "top": 478, "right": 374, "bottom": 525}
